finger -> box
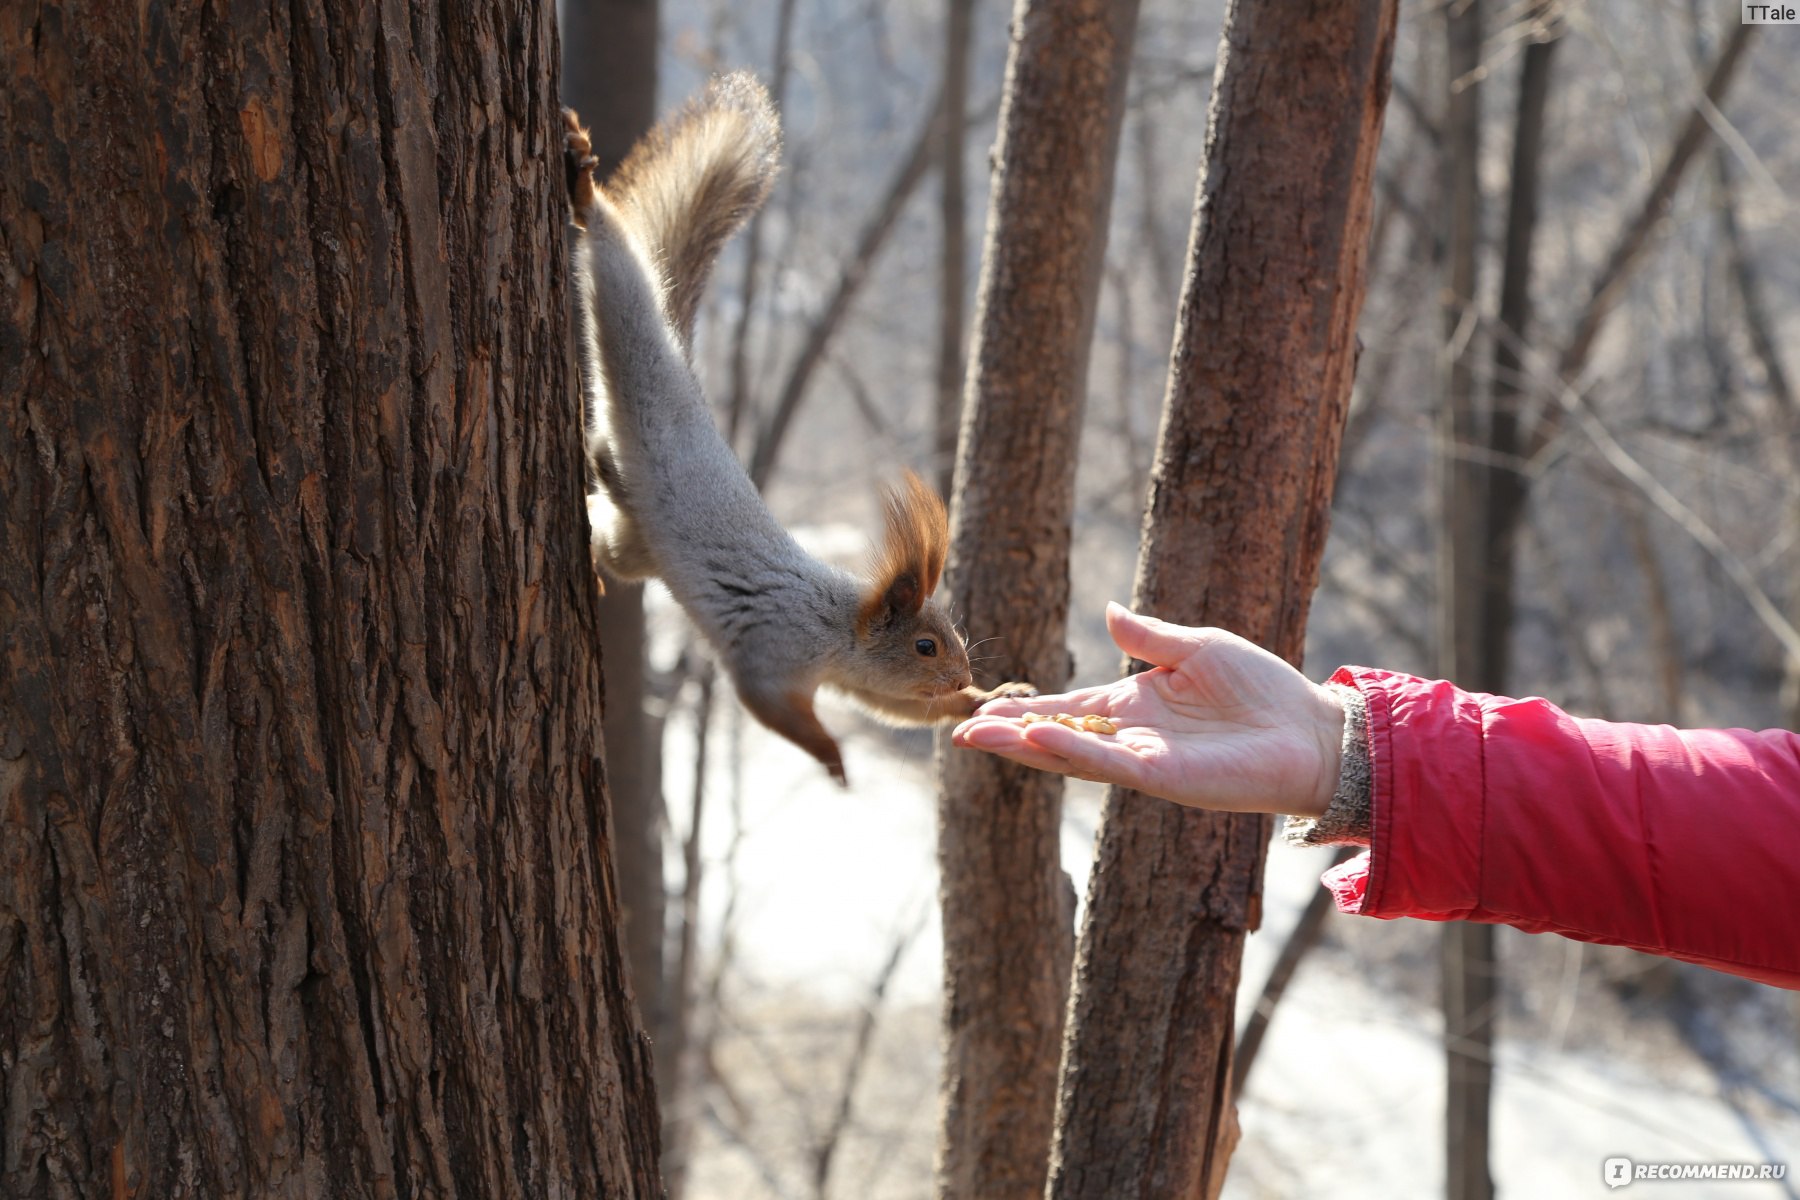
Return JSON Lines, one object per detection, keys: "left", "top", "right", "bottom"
{"left": 953, "top": 718, "right": 1098, "bottom": 777}
{"left": 951, "top": 715, "right": 1019, "bottom": 745}
{"left": 1020, "top": 721, "right": 1150, "bottom": 790}
{"left": 1104, "top": 602, "right": 1211, "bottom": 673}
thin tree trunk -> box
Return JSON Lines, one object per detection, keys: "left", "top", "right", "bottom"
{"left": 1231, "top": 847, "right": 1359, "bottom": 1099}
{"left": 1436, "top": 33, "right": 1757, "bottom": 1191}
{"left": 0, "top": 4, "right": 661, "bottom": 1196}
{"left": 1437, "top": 1, "right": 1492, "bottom": 1194}
{"left": 1482, "top": 10, "right": 1558, "bottom": 696}
{"left": 1472, "top": 20, "right": 1762, "bottom": 672}
{"left": 933, "top": 1, "right": 1139, "bottom": 1196}
{"left": 563, "top": 0, "right": 671, "bottom": 1104}
{"left": 1712, "top": 146, "right": 1800, "bottom": 723}
{"left": 724, "top": 0, "right": 799, "bottom": 450}
{"left": 1437, "top": 0, "right": 1484, "bottom": 681}
{"left": 661, "top": 668, "right": 716, "bottom": 1200}
{"left": 1046, "top": 3, "right": 1396, "bottom": 1195}
{"left": 596, "top": 579, "right": 670, "bottom": 1050}
{"left": 934, "top": 0, "right": 978, "bottom": 499}
{"left": 561, "top": 0, "right": 658, "bottom": 171}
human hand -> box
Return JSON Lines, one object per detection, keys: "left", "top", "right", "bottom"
{"left": 951, "top": 603, "right": 1345, "bottom": 817}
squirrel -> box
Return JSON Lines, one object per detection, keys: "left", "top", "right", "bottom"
{"left": 563, "top": 74, "right": 1035, "bottom": 785}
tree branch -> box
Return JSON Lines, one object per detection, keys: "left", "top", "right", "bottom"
{"left": 747, "top": 89, "right": 1003, "bottom": 489}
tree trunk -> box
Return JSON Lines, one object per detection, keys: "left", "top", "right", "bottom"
{"left": 561, "top": 0, "right": 658, "bottom": 173}
{"left": 933, "top": 0, "right": 977, "bottom": 500}
{"left": 596, "top": 579, "right": 669, "bottom": 1057}
{"left": 932, "top": 0, "right": 1139, "bottom": 1197}
{"left": 0, "top": 5, "right": 661, "bottom": 1197}
{"left": 1436, "top": 2, "right": 1495, "bottom": 1197}
{"left": 562, "top": 0, "right": 670, "bottom": 1093}
{"left": 1046, "top": 2, "right": 1396, "bottom": 1196}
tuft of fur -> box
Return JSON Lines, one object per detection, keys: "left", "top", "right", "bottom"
{"left": 857, "top": 470, "right": 949, "bottom": 634}
{"left": 605, "top": 72, "right": 780, "bottom": 348}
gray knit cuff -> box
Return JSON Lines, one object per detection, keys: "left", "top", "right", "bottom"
{"left": 1284, "top": 682, "right": 1372, "bottom": 847}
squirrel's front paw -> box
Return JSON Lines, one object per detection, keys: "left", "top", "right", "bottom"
{"left": 980, "top": 682, "right": 1039, "bottom": 703}
{"left": 942, "top": 681, "right": 1038, "bottom": 719}
{"left": 562, "top": 107, "right": 599, "bottom": 222}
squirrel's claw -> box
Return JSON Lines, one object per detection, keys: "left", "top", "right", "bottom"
{"left": 986, "top": 682, "right": 1039, "bottom": 701}
{"left": 562, "top": 106, "right": 600, "bottom": 222}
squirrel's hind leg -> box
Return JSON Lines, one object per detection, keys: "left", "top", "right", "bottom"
{"left": 586, "top": 488, "right": 658, "bottom": 581}
{"left": 566, "top": 117, "right": 657, "bottom": 583}
{"left": 738, "top": 680, "right": 847, "bottom": 786}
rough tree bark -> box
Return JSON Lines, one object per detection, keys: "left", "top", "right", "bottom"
{"left": 0, "top": 4, "right": 660, "bottom": 1197}
{"left": 1045, "top": 2, "right": 1396, "bottom": 1196}
{"left": 562, "top": 0, "right": 669, "bottom": 1085}
{"left": 932, "top": 0, "right": 1139, "bottom": 1197}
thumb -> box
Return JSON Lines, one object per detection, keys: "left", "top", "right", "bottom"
{"left": 1105, "top": 602, "right": 1199, "bottom": 670}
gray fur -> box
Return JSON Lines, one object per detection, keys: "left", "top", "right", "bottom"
{"left": 565, "top": 80, "right": 1034, "bottom": 780}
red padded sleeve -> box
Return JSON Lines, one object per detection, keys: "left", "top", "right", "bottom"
{"left": 1319, "top": 668, "right": 1800, "bottom": 990}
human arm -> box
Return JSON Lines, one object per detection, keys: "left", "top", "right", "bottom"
{"left": 954, "top": 605, "right": 1800, "bottom": 990}
{"left": 1328, "top": 666, "right": 1800, "bottom": 989}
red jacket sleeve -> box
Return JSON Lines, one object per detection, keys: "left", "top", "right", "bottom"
{"left": 1319, "top": 667, "right": 1800, "bottom": 990}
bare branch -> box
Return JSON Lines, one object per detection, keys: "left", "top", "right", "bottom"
{"left": 1713, "top": 150, "right": 1795, "bottom": 416}
{"left": 747, "top": 89, "right": 1003, "bottom": 490}
{"left": 1531, "top": 18, "right": 1758, "bottom": 457}
{"left": 1556, "top": 384, "right": 1800, "bottom": 662}
{"left": 812, "top": 907, "right": 928, "bottom": 1199}
{"left": 724, "top": 0, "right": 801, "bottom": 449}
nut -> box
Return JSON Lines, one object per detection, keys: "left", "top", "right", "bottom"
{"left": 1019, "top": 712, "right": 1119, "bottom": 735}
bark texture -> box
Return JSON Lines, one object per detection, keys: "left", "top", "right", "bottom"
{"left": 1045, "top": 2, "right": 1396, "bottom": 1196}
{"left": 0, "top": 4, "right": 660, "bottom": 1197}
{"left": 933, "top": 0, "right": 1139, "bottom": 1197}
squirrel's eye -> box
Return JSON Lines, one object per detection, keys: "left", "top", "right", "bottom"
{"left": 915, "top": 638, "right": 937, "bottom": 657}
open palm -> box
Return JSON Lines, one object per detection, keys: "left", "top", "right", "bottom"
{"left": 951, "top": 604, "right": 1345, "bottom": 817}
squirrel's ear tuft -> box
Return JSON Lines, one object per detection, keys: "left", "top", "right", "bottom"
{"left": 857, "top": 471, "right": 948, "bottom": 631}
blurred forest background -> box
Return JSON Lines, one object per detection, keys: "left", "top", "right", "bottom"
{"left": 563, "top": 0, "right": 1800, "bottom": 1196}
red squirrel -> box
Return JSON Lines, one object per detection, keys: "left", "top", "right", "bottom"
{"left": 563, "top": 76, "right": 1034, "bottom": 784}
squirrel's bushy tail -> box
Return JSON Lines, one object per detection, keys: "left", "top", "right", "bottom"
{"left": 607, "top": 72, "right": 781, "bottom": 346}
